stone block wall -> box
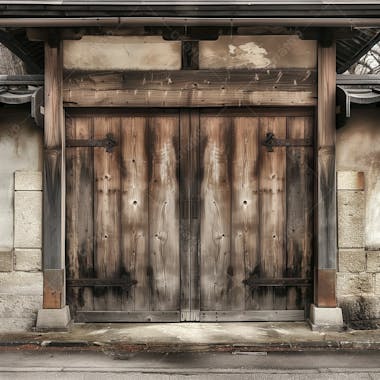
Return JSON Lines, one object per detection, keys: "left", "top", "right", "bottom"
{"left": 0, "top": 171, "right": 42, "bottom": 331}
{"left": 337, "top": 171, "right": 380, "bottom": 329}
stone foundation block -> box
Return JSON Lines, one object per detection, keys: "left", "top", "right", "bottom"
{"left": 309, "top": 304, "right": 344, "bottom": 331}
{"left": 14, "top": 249, "right": 41, "bottom": 272}
{"left": 338, "top": 249, "right": 366, "bottom": 273}
{"left": 336, "top": 273, "right": 374, "bottom": 296}
{"left": 338, "top": 295, "right": 380, "bottom": 329}
{"left": 0, "top": 317, "right": 36, "bottom": 332}
{"left": 0, "top": 251, "right": 13, "bottom": 272}
{"left": 0, "top": 294, "right": 42, "bottom": 318}
{"left": 0, "top": 272, "right": 42, "bottom": 296}
{"left": 36, "top": 305, "right": 71, "bottom": 331}
{"left": 14, "top": 171, "right": 42, "bottom": 191}
{"left": 14, "top": 191, "right": 42, "bottom": 248}
{"left": 337, "top": 171, "right": 365, "bottom": 191}
{"left": 367, "top": 251, "right": 380, "bottom": 273}
{"left": 338, "top": 190, "right": 365, "bottom": 248}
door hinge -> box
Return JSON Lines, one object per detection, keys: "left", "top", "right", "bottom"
{"left": 263, "top": 132, "right": 312, "bottom": 152}
{"left": 66, "top": 133, "right": 117, "bottom": 153}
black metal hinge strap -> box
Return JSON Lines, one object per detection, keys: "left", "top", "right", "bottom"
{"left": 263, "top": 132, "right": 313, "bottom": 152}
{"left": 243, "top": 277, "right": 312, "bottom": 288}
{"left": 66, "top": 133, "right": 117, "bottom": 153}
{"left": 67, "top": 278, "right": 137, "bottom": 290}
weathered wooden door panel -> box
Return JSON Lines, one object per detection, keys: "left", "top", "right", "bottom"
{"left": 198, "top": 110, "right": 314, "bottom": 321}
{"left": 66, "top": 108, "right": 314, "bottom": 322}
{"left": 66, "top": 110, "right": 181, "bottom": 321}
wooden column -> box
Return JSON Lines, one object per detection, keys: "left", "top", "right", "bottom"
{"left": 315, "top": 41, "right": 337, "bottom": 308}
{"left": 43, "top": 41, "right": 66, "bottom": 309}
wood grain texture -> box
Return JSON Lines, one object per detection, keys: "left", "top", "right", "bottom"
{"left": 200, "top": 115, "right": 231, "bottom": 311}
{"left": 66, "top": 116, "right": 94, "bottom": 313}
{"left": 231, "top": 117, "right": 259, "bottom": 311}
{"left": 120, "top": 116, "right": 149, "bottom": 311}
{"left": 316, "top": 42, "right": 337, "bottom": 307}
{"left": 44, "top": 41, "right": 65, "bottom": 309}
{"left": 286, "top": 116, "right": 314, "bottom": 310}
{"left": 93, "top": 116, "right": 121, "bottom": 311}
{"left": 63, "top": 70, "right": 317, "bottom": 107}
{"left": 259, "top": 117, "right": 287, "bottom": 310}
{"left": 149, "top": 114, "right": 180, "bottom": 311}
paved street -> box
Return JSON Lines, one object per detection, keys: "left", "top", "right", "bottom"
{"left": 0, "top": 351, "right": 379, "bottom": 379}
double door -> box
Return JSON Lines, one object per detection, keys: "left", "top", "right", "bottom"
{"left": 66, "top": 108, "right": 314, "bottom": 322}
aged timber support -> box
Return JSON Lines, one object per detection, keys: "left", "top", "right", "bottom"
{"left": 36, "top": 40, "right": 71, "bottom": 330}
{"left": 310, "top": 39, "right": 343, "bottom": 330}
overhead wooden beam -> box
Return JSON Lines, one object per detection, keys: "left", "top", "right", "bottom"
{"left": 315, "top": 41, "right": 337, "bottom": 308}
{"left": 63, "top": 69, "right": 317, "bottom": 108}
{"left": 43, "top": 41, "right": 66, "bottom": 309}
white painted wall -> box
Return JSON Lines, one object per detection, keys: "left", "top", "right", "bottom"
{"left": 336, "top": 107, "right": 380, "bottom": 250}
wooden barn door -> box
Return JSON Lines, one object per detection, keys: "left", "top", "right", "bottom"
{"left": 66, "top": 108, "right": 314, "bottom": 322}
{"left": 66, "top": 110, "right": 181, "bottom": 322}
{"left": 197, "top": 109, "right": 314, "bottom": 321}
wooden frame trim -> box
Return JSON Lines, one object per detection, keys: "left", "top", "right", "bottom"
{"left": 314, "top": 41, "right": 337, "bottom": 308}
{"left": 200, "top": 310, "right": 305, "bottom": 322}
{"left": 43, "top": 41, "right": 66, "bottom": 309}
{"left": 63, "top": 69, "right": 317, "bottom": 108}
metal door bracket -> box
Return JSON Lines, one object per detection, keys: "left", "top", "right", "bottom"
{"left": 66, "top": 133, "right": 117, "bottom": 153}
{"left": 263, "top": 132, "right": 312, "bottom": 152}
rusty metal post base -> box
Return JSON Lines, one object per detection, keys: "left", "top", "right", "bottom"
{"left": 308, "top": 304, "right": 344, "bottom": 332}
{"left": 36, "top": 305, "right": 71, "bottom": 332}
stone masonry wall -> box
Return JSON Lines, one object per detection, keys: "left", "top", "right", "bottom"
{"left": 337, "top": 171, "right": 380, "bottom": 329}
{"left": 0, "top": 171, "right": 42, "bottom": 331}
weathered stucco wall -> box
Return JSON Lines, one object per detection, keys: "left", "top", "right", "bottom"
{"left": 336, "top": 107, "right": 380, "bottom": 328}
{"left": 64, "top": 36, "right": 182, "bottom": 71}
{"left": 199, "top": 35, "right": 317, "bottom": 69}
{"left": 0, "top": 106, "right": 43, "bottom": 331}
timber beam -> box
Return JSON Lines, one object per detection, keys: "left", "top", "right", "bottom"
{"left": 37, "top": 40, "right": 70, "bottom": 330}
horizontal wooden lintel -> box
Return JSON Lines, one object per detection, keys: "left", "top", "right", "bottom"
{"left": 63, "top": 69, "right": 317, "bottom": 108}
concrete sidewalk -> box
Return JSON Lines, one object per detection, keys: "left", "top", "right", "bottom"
{"left": 0, "top": 322, "right": 380, "bottom": 352}
{"left": 0, "top": 351, "right": 380, "bottom": 379}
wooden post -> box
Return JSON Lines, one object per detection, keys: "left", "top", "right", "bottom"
{"left": 43, "top": 41, "right": 66, "bottom": 309}
{"left": 315, "top": 41, "right": 337, "bottom": 308}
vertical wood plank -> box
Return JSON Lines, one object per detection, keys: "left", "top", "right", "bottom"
{"left": 43, "top": 41, "right": 65, "bottom": 309}
{"left": 65, "top": 115, "right": 94, "bottom": 313}
{"left": 316, "top": 41, "right": 337, "bottom": 307}
{"left": 149, "top": 114, "right": 180, "bottom": 311}
{"left": 190, "top": 110, "right": 200, "bottom": 318}
{"left": 120, "top": 115, "right": 150, "bottom": 311}
{"left": 200, "top": 115, "right": 231, "bottom": 311}
{"left": 93, "top": 116, "right": 121, "bottom": 311}
{"left": 259, "top": 117, "right": 286, "bottom": 310}
{"left": 286, "top": 116, "right": 314, "bottom": 310}
{"left": 231, "top": 117, "right": 259, "bottom": 311}
{"left": 179, "top": 109, "right": 192, "bottom": 318}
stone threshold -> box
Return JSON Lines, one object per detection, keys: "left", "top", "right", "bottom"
{"left": 0, "top": 322, "right": 380, "bottom": 352}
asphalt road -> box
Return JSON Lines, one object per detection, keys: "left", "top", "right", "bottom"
{"left": 0, "top": 351, "right": 379, "bottom": 379}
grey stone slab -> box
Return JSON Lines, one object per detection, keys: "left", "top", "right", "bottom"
{"left": 0, "top": 294, "right": 42, "bottom": 318}
{"left": 14, "top": 171, "right": 42, "bottom": 191}
{"left": 367, "top": 251, "right": 380, "bottom": 273}
{"left": 336, "top": 273, "right": 374, "bottom": 297}
{"left": 14, "top": 249, "right": 41, "bottom": 272}
{"left": 338, "top": 190, "right": 365, "bottom": 249}
{"left": 309, "top": 304, "right": 344, "bottom": 331}
{"left": 338, "top": 249, "right": 366, "bottom": 273}
{"left": 0, "top": 272, "right": 42, "bottom": 296}
{"left": 14, "top": 191, "right": 42, "bottom": 249}
{"left": 0, "top": 317, "right": 36, "bottom": 332}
